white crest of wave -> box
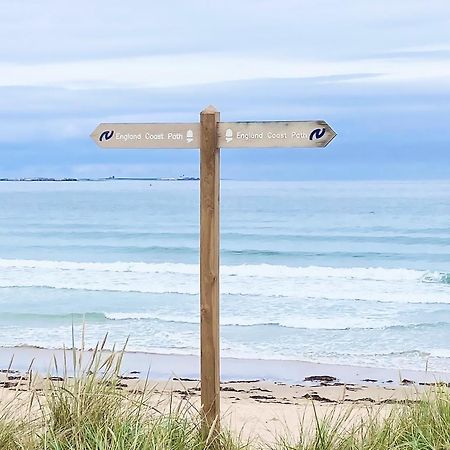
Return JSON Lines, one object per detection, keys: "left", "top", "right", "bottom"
{"left": 0, "top": 258, "right": 427, "bottom": 279}
{"left": 428, "top": 348, "right": 450, "bottom": 359}
{"left": 104, "top": 312, "right": 400, "bottom": 330}
{"left": 0, "top": 258, "right": 449, "bottom": 304}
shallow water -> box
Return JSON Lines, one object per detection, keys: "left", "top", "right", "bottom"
{"left": 0, "top": 180, "right": 449, "bottom": 371}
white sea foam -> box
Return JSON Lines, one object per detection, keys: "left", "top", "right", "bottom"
{"left": 104, "top": 312, "right": 412, "bottom": 330}
{"left": 428, "top": 348, "right": 450, "bottom": 359}
{"left": 0, "top": 258, "right": 449, "bottom": 304}
{"left": 0, "top": 259, "right": 432, "bottom": 280}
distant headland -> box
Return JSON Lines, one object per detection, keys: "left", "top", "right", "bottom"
{"left": 0, "top": 176, "right": 200, "bottom": 182}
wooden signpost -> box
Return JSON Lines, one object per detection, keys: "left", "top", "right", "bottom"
{"left": 91, "top": 106, "right": 336, "bottom": 435}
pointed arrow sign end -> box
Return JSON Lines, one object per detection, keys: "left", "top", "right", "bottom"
{"left": 90, "top": 124, "right": 108, "bottom": 147}
{"left": 90, "top": 125, "right": 100, "bottom": 144}
{"left": 325, "top": 124, "right": 337, "bottom": 147}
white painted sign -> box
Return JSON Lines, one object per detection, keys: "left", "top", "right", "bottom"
{"left": 90, "top": 123, "right": 200, "bottom": 148}
{"left": 91, "top": 121, "right": 336, "bottom": 149}
{"left": 218, "top": 121, "right": 336, "bottom": 148}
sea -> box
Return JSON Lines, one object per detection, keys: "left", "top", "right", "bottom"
{"left": 0, "top": 180, "right": 449, "bottom": 372}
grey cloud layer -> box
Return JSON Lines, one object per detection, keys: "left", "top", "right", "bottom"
{"left": 2, "top": 0, "right": 449, "bottom": 63}
{"left": 1, "top": 76, "right": 449, "bottom": 179}
{"left": 1, "top": 0, "right": 449, "bottom": 179}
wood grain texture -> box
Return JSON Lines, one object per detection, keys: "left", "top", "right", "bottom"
{"left": 200, "top": 105, "right": 221, "bottom": 434}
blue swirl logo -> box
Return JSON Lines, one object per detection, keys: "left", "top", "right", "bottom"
{"left": 99, "top": 130, "right": 114, "bottom": 142}
{"left": 309, "top": 128, "right": 326, "bottom": 141}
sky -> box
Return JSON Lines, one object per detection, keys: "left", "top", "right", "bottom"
{"left": 1, "top": 0, "right": 449, "bottom": 180}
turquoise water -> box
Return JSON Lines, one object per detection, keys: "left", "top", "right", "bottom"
{"left": 0, "top": 180, "right": 449, "bottom": 371}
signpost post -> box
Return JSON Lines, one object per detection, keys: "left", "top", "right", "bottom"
{"left": 199, "top": 106, "right": 221, "bottom": 433}
{"left": 91, "top": 106, "right": 336, "bottom": 437}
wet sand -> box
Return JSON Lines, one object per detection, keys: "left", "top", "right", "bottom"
{"left": 1, "top": 346, "right": 449, "bottom": 386}
{"left": 1, "top": 346, "right": 449, "bottom": 441}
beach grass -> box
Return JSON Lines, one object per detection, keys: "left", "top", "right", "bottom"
{"left": 1, "top": 344, "right": 449, "bottom": 449}
{"left": 275, "top": 386, "right": 450, "bottom": 450}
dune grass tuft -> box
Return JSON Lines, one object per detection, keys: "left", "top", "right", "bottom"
{"left": 277, "top": 387, "right": 450, "bottom": 449}
{"left": 0, "top": 339, "right": 449, "bottom": 449}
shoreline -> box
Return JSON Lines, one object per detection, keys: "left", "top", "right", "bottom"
{"left": 1, "top": 345, "right": 449, "bottom": 386}
{"left": 3, "top": 345, "right": 449, "bottom": 442}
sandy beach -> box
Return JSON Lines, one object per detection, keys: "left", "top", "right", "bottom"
{"left": 2, "top": 346, "right": 450, "bottom": 386}
{"left": 2, "top": 346, "right": 449, "bottom": 442}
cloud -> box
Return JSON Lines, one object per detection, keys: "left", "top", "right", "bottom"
{"left": 2, "top": 0, "right": 449, "bottom": 63}
{"left": 1, "top": 0, "right": 449, "bottom": 179}
{"left": 1, "top": 52, "right": 450, "bottom": 90}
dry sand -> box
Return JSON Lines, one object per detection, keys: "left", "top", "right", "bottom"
{"left": 0, "top": 370, "right": 435, "bottom": 442}
{"left": 2, "top": 347, "right": 449, "bottom": 442}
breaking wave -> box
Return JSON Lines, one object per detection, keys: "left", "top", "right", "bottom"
{"left": 0, "top": 258, "right": 449, "bottom": 304}
{"left": 2, "top": 311, "right": 449, "bottom": 332}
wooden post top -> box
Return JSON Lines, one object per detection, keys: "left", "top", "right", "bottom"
{"left": 201, "top": 105, "right": 218, "bottom": 115}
